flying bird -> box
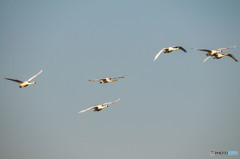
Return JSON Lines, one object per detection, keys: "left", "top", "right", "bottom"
{"left": 213, "top": 53, "right": 238, "bottom": 62}
{"left": 192, "top": 46, "right": 236, "bottom": 63}
{"left": 154, "top": 46, "right": 187, "bottom": 62}
{"left": 78, "top": 98, "right": 120, "bottom": 114}
{"left": 89, "top": 75, "right": 127, "bottom": 83}
{"left": 5, "top": 70, "right": 43, "bottom": 88}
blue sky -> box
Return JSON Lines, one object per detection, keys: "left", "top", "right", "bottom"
{"left": 0, "top": 0, "right": 240, "bottom": 159}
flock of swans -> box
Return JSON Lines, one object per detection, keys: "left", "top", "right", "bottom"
{"left": 4, "top": 70, "right": 126, "bottom": 114}
{"left": 154, "top": 45, "right": 238, "bottom": 63}
{"left": 4, "top": 45, "right": 238, "bottom": 114}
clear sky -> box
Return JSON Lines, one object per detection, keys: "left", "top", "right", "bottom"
{"left": 0, "top": 0, "right": 240, "bottom": 159}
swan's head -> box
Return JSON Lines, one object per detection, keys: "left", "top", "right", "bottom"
{"left": 102, "top": 105, "right": 109, "bottom": 108}
{"left": 33, "top": 82, "right": 36, "bottom": 84}
{"left": 220, "top": 50, "right": 222, "bottom": 52}
{"left": 113, "top": 79, "right": 117, "bottom": 81}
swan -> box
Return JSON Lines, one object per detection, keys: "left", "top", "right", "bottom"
{"left": 213, "top": 53, "right": 238, "bottom": 62}
{"left": 78, "top": 98, "right": 120, "bottom": 114}
{"left": 154, "top": 46, "right": 187, "bottom": 62}
{"left": 5, "top": 70, "right": 43, "bottom": 88}
{"left": 89, "top": 75, "right": 127, "bottom": 83}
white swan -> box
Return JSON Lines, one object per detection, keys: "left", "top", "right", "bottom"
{"left": 154, "top": 46, "right": 187, "bottom": 62}
{"left": 213, "top": 53, "right": 238, "bottom": 62}
{"left": 89, "top": 75, "right": 127, "bottom": 83}
{"left": 5, "top": 70, "right": 43, "bottom": 88}
{"left": 78, "top": 98, "right": 120, "bottom": 114}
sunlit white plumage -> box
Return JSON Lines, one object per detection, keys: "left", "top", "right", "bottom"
{"left": 78, "top": 98, "right": 120, "bottom": 114}
{"left": 89, "top": 75, "right": 127, "bottom": 83}
{"left": 5, "top": 70, "right": 43, "bottom": 88}
{"left": 202, "top": 56, "right": 212, "bottom": 63}
{"left": 213, "top": 53, "right": 238, "bottom": 62}
{"left": 154, "top": 46, "right": 187, "bottom": 62}
{"left": 192, "top": 46, "right": 236, "bottom": 63}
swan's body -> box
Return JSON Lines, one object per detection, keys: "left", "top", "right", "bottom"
{"left": 5, "top": 70, "right": 43, "bottom": 88}
{"left": 154, "top": 46, "right": 187, "bottom": 62}
{"left": 89, "top": 75, "right": 127, "bottom": 83}
{"left": 78, "top": 98, "right": 120, "bottom": 114}
{"left": 192, "top": 46, "right": 236, "bottom": 63}
{"left": 213, "top": 53, "right": 238, "bottom": 62}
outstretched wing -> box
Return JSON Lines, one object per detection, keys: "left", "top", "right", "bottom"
{"left": 89, "top": 77, "right": 108, "bottom": 82}
{"left": 112, "top": 75, "right": 128, "bottom": 79}
{"left": 154, "top": 48, "right": 165, "bottom": 62}
{"left": 27, "top": 70, "right": 43, "bottom": 82}
{"left": 78, "top": 106, "right": 96, "bottom": 114}
{"left": 192, "top": 48, "right": 212, "bottom": 53}
{"left": 5, "top": 78, "right": 24, "bottom": 84}
{"left": 178, "top": 46, "right": 187, "bottom": 52}
{"left": 227, "top": 54, "right": 238, "bottom": 62}
{"left": 88, "top": 79, "right": 101, "bottom": 82}
{"left": 202, "top": 56, "right": 212, "bottom": 63}
{"left": 218, "top": 45, "right": 236, "bottom": 51}
{"left": 102, "top": 98, "right": 120, "bottom": 105}
{"left": 172, "top": 46, "right": 187, "bottom": 52}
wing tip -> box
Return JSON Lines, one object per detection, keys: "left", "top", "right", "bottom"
{"left": 154, "top": 56, "right": 159, "bottom": 62}
{"left": 38, "top": 70, "right": 43, "bottom": 74}
{"left": 116, "top": 98, "right": 121, "bottom": 102}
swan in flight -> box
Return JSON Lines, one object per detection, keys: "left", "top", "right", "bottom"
{"left": 78, "top": 98, "right": 120, "bottom": 114}
{"left": 5, "top": 70, "right": 43, "bottom": 88}
{"left": 192, "top": 46, "right": 236, "bottom": 63}
{"left": 89, "top": 75, "right": 127, "bottom": 83}
{"left": 154, "top": 46, "right": 187, "bottom": 62}
{"left": 213, "top": 53, "right": 238, "bottom": 62}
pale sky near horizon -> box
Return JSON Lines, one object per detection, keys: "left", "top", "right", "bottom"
{"left": 0, "top": 0, "right": 240, "bottom": 159}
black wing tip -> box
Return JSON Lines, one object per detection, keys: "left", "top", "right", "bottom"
{"left": 179, "top": 47, "right": 187, "bottom": 52}
{"left": 182, "top": 48, "right": 187, "bottom": 52}
{"left": 228, "top": 54, "right": 238, "bottom": 62}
